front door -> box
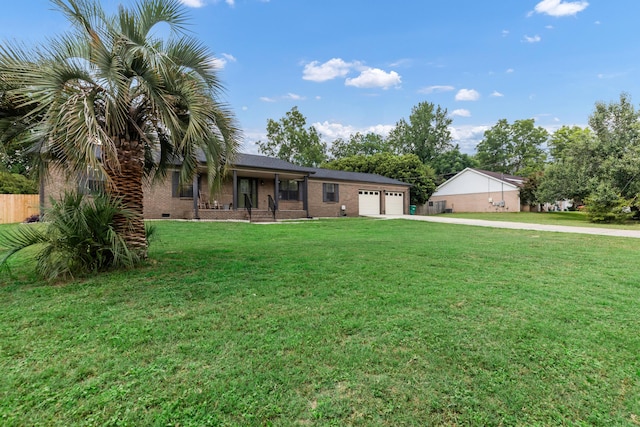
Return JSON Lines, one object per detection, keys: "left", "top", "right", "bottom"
{"left": 238, "top": 178, "right": 258, "bottom": 208}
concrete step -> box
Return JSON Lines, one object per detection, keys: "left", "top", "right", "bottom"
{"left": 247, "top": 210, "right": 277, "bottom": 223}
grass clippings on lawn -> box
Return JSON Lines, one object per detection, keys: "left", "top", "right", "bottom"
{"left": 1, "top": 218, "right": 639, "bottom": 426}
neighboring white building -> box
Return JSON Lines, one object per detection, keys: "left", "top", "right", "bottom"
{"left": 428, "top": 168, "right": 525, "bottom": 213}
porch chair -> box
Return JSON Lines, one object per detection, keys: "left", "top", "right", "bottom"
{"left": 198, "top": 191, "right": 210, "bottom": 209}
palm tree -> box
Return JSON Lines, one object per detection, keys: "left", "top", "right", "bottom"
{"left": 0, "top": 0, "right": 239, "bottom": 256}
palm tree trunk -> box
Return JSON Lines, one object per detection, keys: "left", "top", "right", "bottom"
{"left": 106, "top": 137, "right": 147, "bottom": 258}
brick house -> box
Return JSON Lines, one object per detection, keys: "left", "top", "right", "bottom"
{"left": 43, "top": 153, "right": 411, "bottom": 221}
{"left": 427, "top": 168, "right": 526, "bottom": 213}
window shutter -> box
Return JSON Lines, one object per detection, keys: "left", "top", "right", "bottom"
{"left": 172, "top": 172, "right": 179, "bottom": 197}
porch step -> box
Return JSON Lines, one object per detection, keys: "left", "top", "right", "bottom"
{"left": 247, "top": 210, "right": 276, "bottom": 223}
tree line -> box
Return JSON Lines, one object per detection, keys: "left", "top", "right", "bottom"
{"left": 258, "top": 93, "right": 640, "bottom": 222}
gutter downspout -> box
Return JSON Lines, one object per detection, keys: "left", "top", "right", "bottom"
{"left": 303, "top": 175, "right": 309, "bottom": 217}
{"left": 274, "top": 173, "right": 279, "bottom": 211}
{"left": 232, "top": 170, "right": 238, "bottom": 210}
{"left": 193, "top": 174, "right": 199, "bottom": 220}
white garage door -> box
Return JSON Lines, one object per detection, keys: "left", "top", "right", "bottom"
{"left": 385, "top": 191, "right": 404, "bottom": 215}
{"left": 358, "top": 190, "right": 380, "bottom": 215}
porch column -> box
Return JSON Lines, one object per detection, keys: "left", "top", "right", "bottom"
{"left": 232, "top": 170, "right": 238, "bottom": 210}
{"left": 303, "top": 175, "right": 309, "bottom": 216}
{"left": 193, "top": 174, "right": 200, "bottom": 220}
{"left": 274, "top": 173, "right": 279, "bottom": 210}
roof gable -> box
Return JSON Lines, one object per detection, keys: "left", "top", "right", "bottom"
{"left": 432, "top": 167, "right": 522, "bottom": 197}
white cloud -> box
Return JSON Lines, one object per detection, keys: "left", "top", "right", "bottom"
{"left": 451, "top": 109, "right": 471, "bottom": 117}
{"left": 367, "top": 124, "right": 395, "bottom": 136}
{"left": 345, "top": 68, "right": 401, "bottom": 90}
{"left": 284, "top": 93, "right": 305, "bottom": 100}
{"left": 597, "top": 72, "right": 626, "bottom": 80}
{"left": 523, "top": 35, "right": 542, "bottom": 43}
{"left": 221, "top": 53, "right": 237, "bottom": 62}
{"left": 491, "top": 91, "right": 504, "bottom": 97}
{"left": 302, "top": 58, "right": 358, "bottom": 82}
{"left": 313, "top": 121, "right": 394, "bottom": 141}
{"left": 241, "top": 106, "right": 248, "bottom": 111}
{"left": 533, "top": 0, "right": 589, "bottom": 17}
{"left": 179, "top": 0, "right": 206, "bottom": 7}
{"left": 418, "top": 85, "right": 455, "bottom": 94}
{"left": 594, "top": 20, "right": 601, "bottom": 25}
{"left": 208, "top": 53, "right": 236, "bottom": 70}
{"left": 502, "top": 30, "right": 510, "bottom": 37}
{"left": 313, "top": 122, "right": 357, "bottom": 140}
{"left": 179, "top": 0, "right": 239, "bottom": 7}
{"left": 259, "top": 96, "right": 276, "bottom": 103}
{"left": 389, "top": 58, "right": 412, "bottom": 68}
{"left": 506, "top": 68, "right": 515, "bottom": 73}
{"left": 455, "top": 89, "right": 480, "bottom": 101}
{"left": 449, "top": 125, "right": 490, "bottom": 154}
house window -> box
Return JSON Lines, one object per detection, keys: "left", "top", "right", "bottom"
{"left": 323, "top": 183, "right": 339, "bottom": 202}
{"left": 172, "top": 171, "right": 193, "bottom": 198}
{"left": 279, "top": 180, "right": 300, "bottom": 201}
{"left": 78, "top": 167, "right": 105, "bottom": 195}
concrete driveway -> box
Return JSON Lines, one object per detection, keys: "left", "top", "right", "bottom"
{"left": 373, "top": 214, "right": 640, "bottom": 239}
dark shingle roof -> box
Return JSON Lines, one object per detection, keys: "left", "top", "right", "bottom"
{"left": 232, "top": 153, "right": 315, "bottom": 173}
{"left": 190, "top": 151, "right": 409, "bottom": 185}
{"left": 471, "top": 168, "right": 525, "bottom": 187}
{"left": 310, "top": 168, "right": 410, "bottom": 186}
{"left": 192, "top": 152, "right": 313, "bottom": 173}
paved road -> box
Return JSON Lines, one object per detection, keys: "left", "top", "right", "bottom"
{"left": 373, "top": 214, "right": 640, "bottom": 239}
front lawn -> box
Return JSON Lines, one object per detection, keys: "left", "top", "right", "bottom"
{"left": 1, "top": 219, "right": 639, "bottom": 425}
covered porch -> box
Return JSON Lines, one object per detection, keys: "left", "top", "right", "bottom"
{"left": 190, "top": 159, "right": 312, "bottom": 221}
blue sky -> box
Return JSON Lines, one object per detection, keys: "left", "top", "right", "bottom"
{"left": 2, "top": 1, "right": 639, "bottom": 154}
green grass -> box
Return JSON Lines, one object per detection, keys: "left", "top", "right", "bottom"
{"left": 442, "top": 211, "right": 640, "bottom": 229}
{"left": 1, "top": 218, "right": 639, "bottom": 426}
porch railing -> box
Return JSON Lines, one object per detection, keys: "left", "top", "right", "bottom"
{"left": 244, "top": 193, "right": 252, "bottom": 221}
{"left": 268, "top": 195, "right": 276, "bottom": 221}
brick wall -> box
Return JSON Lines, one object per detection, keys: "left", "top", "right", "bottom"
{"left": 42, "top": 166, "right": 71, "bottom": 209}
{"left": 143, "top": 174, "right": 193, "bottom": 219}
{"left": 429, "top": 190, "right": 521, "bottom": 213}
{"left": 44, "top": 167, "right": 410, "bottom": 219}
{"left": 307, "top": 180, "right": 409, "bottom": 217}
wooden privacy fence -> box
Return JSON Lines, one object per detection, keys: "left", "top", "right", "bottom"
{"left": 0, "top": 194, "right": 40, "bottom": 224}
{"left": 416, "top": 200, "right": 447, "bottom": 215}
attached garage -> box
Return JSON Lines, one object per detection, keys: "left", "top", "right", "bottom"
{"left": 385, "top": 191, "right": 404, "bottom": 215}
{"left": 358, "top": 190, "right": 380, "bottom": 215}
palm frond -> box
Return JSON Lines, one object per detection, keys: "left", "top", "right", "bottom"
{"left": 0, "top": 191, "right": 141, "bottom": 281}
{"left": 135, "top": 0, "right": 190, "bottom": 38}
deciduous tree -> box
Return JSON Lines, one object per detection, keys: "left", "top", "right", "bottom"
{"left": 475, "top": 118, "right": 548, "bottom": 175}
{"left": 537, "top": 94, "right": 640, "bottom": 222}
{"left": 388, "top": 101, "right": 453, "bottom": 165}
{"left": 430, "top": 144, "right": 478, "bottom": 180}
{"left": 329, "top": 132, "right": 390, "bottom": 159}
{"left": 323, "top": 153, "right": 436, "bottom": 205}
{"left": 536, "top": 126, "right": 596, "bottom": 204}
{"left": 257, "top": 106, "right": 327, "bottom": 167}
